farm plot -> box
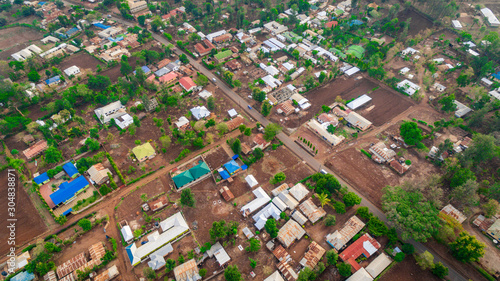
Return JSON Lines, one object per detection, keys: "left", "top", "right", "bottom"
{"left": 379, "top": 254, "right": 442, "bottom": 281}
{"left": 99, "top": 56, "right": 139, "bottom": 82}
{"left": 0, "top": 169, "right": 47, "bottom": 256}
{"left": 58, "top": 52, "right": 104, "bottom": 73}
{"left": 398, "top": 8, "right": 434, "bottom": 37}
{"left": 0, "top": 26, "right": 44, "bottom": 56}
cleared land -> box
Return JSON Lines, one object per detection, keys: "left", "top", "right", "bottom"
{"left": 58, "top": 52, "right": 104, "bottom": 72}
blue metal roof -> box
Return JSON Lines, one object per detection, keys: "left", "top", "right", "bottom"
{"left": 493, "top": 72, "right": 500, "bottom": 80}
{"left": 133, "top": 65, "right": 151, "bottom": 75}
{"left": 108, "top": 36, "right": 124, "bottom": 42}
{"left": 34, "top": 172, "right": 50, "bottom": 185}
{"left": 241, "top": 164, "right": 248, "bottom": 170}
{"left": 349, "top": 20, "right": 363, "bottom": 26}
{"left": 62, "top": 208, "right": 73, "bottom": 216}
{"left": 65, "top": 27, "right": 79, "bottom": 36}
{"left": 219, "top": 170, "right": 230, "bottom": 180}
{"left": 38, "top": 1, "right": 46, "bottom": 5}
{"left": 49, "top": 175, "right": 89, "bottom": 206}
{"left": 11, "top": 271, "right": 35, "bottom": 281}
{"left": 45, "top": 75, "right": 60, "bottom": 85}
{"left": 232, "top": 154, "right": 239, "bottom": 160}
{"left": 125, "top": 244, "right": 135, "bottom": 265}
{"left": 63, "top": 162, "right": 79, "bottom": 177}
{"left": 93, "top": 22, "right": 110, "bottom": 29}
{"left": 223, "top": 160, "right": 240, "bottom": 174}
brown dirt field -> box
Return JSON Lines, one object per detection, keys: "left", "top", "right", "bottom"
{"left": 379, "top": 254, "right": 441, "bottom": 281}
{"left": 398, "top": 8, "right": 434, "bottom": 37}
{"left": 203, "top": 146, "right": 231, "bottom": 170}
{"left": 0, "top": 26, "right": 44, "bottom": 55}
{"left": 58, "top": 52, "right": 104, "bottom": 73}
{"left": 100, "top": 56, "right": 139, "bottom": 83}
{"left": 0, "top": 169, "right": 47, "bottom": 256}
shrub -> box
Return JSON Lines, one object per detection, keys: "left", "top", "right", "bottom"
{"left": 402, "top": 243, "right": 415, "bottom": 254}
{"left": 394, "top": 252, "right": 405, "bottom": 262}
{"left": 356, "top": 206, "right": 372, "bottom": 220}
{"left": 324, "top": 214, "right": 336, "bottom": 226}
{"left": 333, "top": 201, "right": 346, "bottom": 214}
{"left": 360, "top": 149, "right": 372, "bottom": 158}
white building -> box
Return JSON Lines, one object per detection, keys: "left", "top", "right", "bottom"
{"left": 452, "top": 20, "right": 463, "bottom": 29}
{"left": 264, "top": 21, "right": 288, "bottom": 35}
{"left": 240, "top": 187, "right": 271, "bottom": 217}
{"left": 481, "top": 8, "right": 500, "bottom": 27}
{"left": 63, "top": 65, "right": 80, "bottom": 76}
{"left": 397, "top": 79, "right": 421, "bottom": 96}
{"left": 190, "top": 106, "right": 211, "bottom": 120}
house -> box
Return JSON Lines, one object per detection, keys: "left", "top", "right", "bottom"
{"left": 23, "top": 140, "right": 48, "bottom": 159}
{"left": 223, "top": 160, "right": 241, "bottom": 175}
{"left": 451, "top": 20, "right": 463, "bottom": 29}
{"left": 23, "top": 134, "right": 35, "bottom": 145}
{"left": 346, "top": 268, "right": 373, "bottom": 281}
{"left": 50, "top": 176, "right": 90, "bottom": 207}
{"left": 288, "top": 183, "right": 309, "bottom": 202}
{"left": 162, "top": 8, "right": 185, "bottom": 21}
{"left": 94, "top": 101, "right": 127, "bottom": 124}
{"left": 175, "top": 116, "right": 190, "bottom": 130}
{"left": 126, "top": 212, "right": 189, "bottom": 266}
{"left": 307, "top": 119, "right": 345, "bottom": 146}
{"left": 128, "top": 0, "right": 148, "bottom": 13}
{"left": 278, "top": 219, "right": 306, "bottom": 248}
{"left": 45, "top": 76, "right": 61, "bottom": 85}
{"left": 121, "top": 225, "right": 134, "bottom": 244}
{"left": 240, "top": 187, "right": 271, "bottom": 217}
{"left": 213, "top": 33, "right": 233, "bottom": 44}
{"left": 488, "top": 219, "right": 500, "bottom": 240}
{"left": 347, "top": 94, "right": 372, "bottom": 110}
{"left": 148, "top": 196, "right": 168, "bottom": 212}
{"left": 214, "top": 50, "right": 233, "bottom": 63}
{"left": 205, "top": 242, "right": 231, "bottom": 267}
{"left": 481, "top": 8, "right": 500, "bottom": 26}
{"left": 278, "top": 192, "right": 299, "bottom": 210}
{"left": 276, "top": 100, "right": 295, "bottom": 116}
{"left": 179, "top": 77, "right": 197, "bottom": 92}
{"left": 298, "top": 198, "right": 326, "bottom": 223}
{"left": 440, "top": 204, "right": 466, "bottom": 224}
{"left": 245, "top": 175, "right": 258, "bottom": 188}
{"left": 206, "top": 30, "right": 227, "bottom": 42}
{"left": 243, "top": 227, "right": 254, "bottom": 239}
{"left": 369, "top": 142, "right": 396, "bottom": 163}
{"left": 325, "top": 20, "right": 338, "bottom": 28}
{"left": 34, "top": 172, "right": 50, "bottom": 185}
{"left": 159, "top": 72, "right": 178, "bottom": 85}
{"left": 272, "top": 244, "right": 291, "bottom": 262}
{"left": 397, "top": 79, "right": 421, "bottom": 96}
{"left": 401, "top": 47, "right": 419, "bottom": 56}
{"left": 173, "top": 259, "right": 201, "bottom": 281}
{"left": 225, "top": 115, "right": 245, "bottom": 131}
{"left": 454, "top": 100, "right": 472, "bottom": 118}
{"left": 43, "top": 271, "right": 57, "bottom": 281}
{"left": 264, "top": 21, "right": 288, "bottom": 34}
{"left": 253, "top": 134, "right": 271, "bottom": 150}
{"left": 291, "top": 210, "right": 308, "bottom": 225}
{"left": 271, "top": 183, "right": 290, "bottom": 197}
{"left": 365, "top": 253, "right": 392, "bottom": 279}
{"left": 277, "top": 260, "right": 298, "bottom": 281}
{"left": 93, "top": 265, "right": 119, "bottom": 281}
{"left": 228, "top": 109, "right": 238, "bottom": 118}
{"left": 56, "top": 253, "right": 87, "bottom": 278}
{"left": 225, "top": 59, "right": 242, "bottom": 71}
{"left": 389, "top": 160, "right": 410, "bottom": 175}
{"left": 264, "top": 271, "right": 285, "bottom": 281}
{"left": 317, "top": 113, "right": 339, "bottom": 127}
{"left": 326, "top": 216, "right": 365, "bottom": 250}
{"left": 64, "top": 65, "right": 80, "bottom": 76}
{"left": 220, "top": 186, "right": 234, "bottom": 201}
{"left": 339, "top": 233, "right": 381, "bottom": 272}
{"left": 345, "top": 112, "right": 372, "bottom": 131}
{"left": 300, "top": 242, "right": 325, "bottom": 269}
{"left": 198, "top": 89, "right": 212, "bottom": 100}
{"left": 253, "top": 202, "right": 282, "bottom": 230}
{"left": 12, "top": 272, "right": 35, "bottom": 281}
{"left": 190, "top": 106, "right": 210, "bottom": 120}
{"left": 132, "top": 142, "right": 156, "bottom": 162}
{"left": 63, "top": 162, "right": 79, "bottom": 178}
{"left": 172, "top": 162, "right": 210, "bottom": 190}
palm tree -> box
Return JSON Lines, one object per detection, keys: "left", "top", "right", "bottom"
{"left": 315, "top": 193, "right": 331, "bottom": 208}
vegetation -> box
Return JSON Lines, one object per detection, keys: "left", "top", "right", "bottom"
{"left": 264, "top": 218, "right": 279, "bottom": 238}
{"left": 180, "top": 188, "right": 196, "bottom": 207}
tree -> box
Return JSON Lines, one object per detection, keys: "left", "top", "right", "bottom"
{"left": 367, "top": 216, "right": 388, "bottom": 236}
{"left": 462, "top": 133, "right": 497, "bottom": 164}
{"left": 449, "top": 166, "right": 476, "bottom": 188}
{"left": 432, "top": 262, "right": 449, "bottom": 279}
{"left": 337, "top": 262, "right": 352, "bottom": 277}
{"left": 253, "top": 148, "right": 264, "bottom": 160}
{"left": 207, "top": 96, "right": 215, "bottom": 110}
{"left": 265, "top": 218, "right": 279, "bottom": 238}
{"left": 217, "top": 123, "right": 229, "bottom": 135}
{"left": 137, "top": 15, "right": 146, "bottom": 26}
{"left": 179, "top": 54, "right": 189, "bottom": 64}
{"left": 261, "top": 102, "right": 272, "bottom": 117}
{"left": 402, "top": 243, "right": 415, "bottom": 254}
{"left": 456, "top": 74, "right": 470, "bottom": 87}
{"left": 120, "top": 60, "right": 133, "bottom": 76}
{"left": 449, "top": 232, "right": 485, "bottom": 262}
{"left": 231, "top": 138, "right": 242, "bottom": 155}
{"left": 44, "top": 242, "right": 61, "bottom": 253}
{"left": 400, "top": 121, "right": 422, "bottom": 146}
{"left": 11, "top": 149, "right": 18, "bottom": 155}
{"left": 27, "top": 70, "right": 40, "bottom": 82}
{"left": 244, "top": 127, "right": 252, "bottom": 136}
{"left": 356, "top": 206, "right": 372, "bottom": 220}
{"left": 133, "top": 115, "right": 141, "bottom": 127}
{"left": 439, "top": 94, "right": 457, "bottom": 112}
{"left": 324, "top": 214, "right": 336, "bottom": 227}
{"left": 233, "top": 79, "right": 242, "bottom": 88}
{"left": 343, "top": 192, "right": 361, "bottom": 207}
{"left": 195, "top": 74, "right": 209, "bottom": 86}
{"left": 77, "top": 218, "right": 92, "bottom": 231}
{"left": 245, "top": 237, "right": 261, "bottom": 252}
{"left": 333, "top": 201, "right": 346, "bottom": 214}
{"left": 316, "top": 193, "right": 331, "bottom": 208}
{"left": 178, "top": 254, "right": 185, "bottom": 264}
{"left": 165, "top": 259, "right": 176, "bottom": 273}
{"left": 263, "top": 123, "right": 282, "bottom": 141}
{"left": 394, "top": 252, "right": 405, "bottom": 262}
{"left": 326, "top": 249, "right": 338, "bottom": 265}
{"left": 45, "top": 146, "right": 63, "bottom": 164}
{"left": 297, "top": 267, "right": 317, "bottom": 281}
{"left": 252, "top": 89, "right": 266, "bottom": 102}
{"left": 318, "top": 71, "right": 327, "bottom": 83}
{"left": 84, "top": 138, "right": 100, "bottom": 151}
{"left": 483, "top": 199, "right": 500, "bottom": 218}
{"left": 415, "top": 251, "right": 434, "bottom": 270}
{"left": 382, "top": 185, "right": 441, "bottom": 242}
{"left": 270, "top": 172, "right": 286, "bottom": 184}
{"left": 224, "top": 265, "right": 242, "bottom": 281}
{"left": 88, "top": 75, "right": 111, "bottom": 91}
{"left": 143, "top": 267, "right": 157, "bottom": 280}
{"left": 450, "top": 179, "right": 479, "bottom": 209}
{"left": 180, "top": 188, "right": 196, "bottom": 207}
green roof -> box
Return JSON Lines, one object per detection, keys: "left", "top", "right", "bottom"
{"left": 190, "top": 161, "right": 210, "bottom": 179}
{"left": 132, "top": 143, "right": 156, "bottom": 160}
{"left": 334, "top": 9, "right": 344, "bottom": 16}
{"left": 172, "top": 170, "right": 194, "bottom": 188}
{"left": 214, "top": 50, "right": 233, "bottom": 60}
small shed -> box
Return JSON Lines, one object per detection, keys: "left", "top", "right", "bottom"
{"left": 245, "top": 175, "right": 258, "bottom": 188}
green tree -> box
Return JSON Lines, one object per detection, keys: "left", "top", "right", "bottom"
{"left": 137, "top": 15, "right": 146, "bottom": 26}
{"left": 207, "top": 96, "right": 215, "bottom": 110}
{"left": 400, "top": 121, "right": 423, "bottom": 146}
{"left": 244, "top": 127, "right": 252, "bottom": 136}
{"left": 343, "top": 192, "right": 361, "bottom": 207}
{"left": 316, "top": 193, "right": 331, "bottom": 208}
{"left": 88, "top": 75, "right": 111, "bottom": 91}
{"left": 27, "top": 70, "right": 40, "bottom": 82}
{"left": 270, "top": 172, "right": 286, "bottom": 184}
{"left": 263, "top": 123, "right": 282, "bottom": 141}
{"left": 337, "top": 262, "right": 352, "bottom": 277}
{"left": 261, "top": 102, "right": 272, "bottom": 117}
{"left": 456, "top": 74, "right": 470, "bottom": 87}
{"left": 133, "top": 115, "right": 141, "bottom": 127}
{"left": 449, "top": 232, "right": 485, "bottom": 262}
{"left": 180, "top": 188, "right": 196, "bottom": 207}
{"left": 77, "top": 218, "right": 92, "bottom": 231}
{"left": 231, "top": 138, "right": 242, "bottom": 155}
{"left": 253, "top": 148, "right": 264, "bottom": 160}
{"left": 432, "top": 262, "right": 449, "bottom": 279}
{"left": 224, "top": 265, "right": 242, "bottom": 281}
{"left": 483, "top": 199, "right": 500, "bottom": 218}
{"left": 44, "top": 146, "right": 63, "bottom": 164}
{"left": 252, "top": 89, "right": 266, "bottom": 102}
{"left": 297, "top": 267, "right": 317, "bottom": 281}
{"left": 44, "top": 242, "right": 61, "bottom": 253}
{"left": 265, "top": 218, "right": 279, "bottom": 238}
{"left": 245, "top": 237, "right": 261, "bottom": 252}
{"left": 318, "top": 71, "right": 327, "bottom": 83}
{"left": 143, "top": 267, "right": 157, "bottom": 280}
{"left": 249, "top": 258, "right": 257, "bottom": 268}
{"left": 179, "top": 54, "right": 189, "bottom": 64}
{"left": 462, "top": 133, "right": 497, "bottom": 164}
{"left": 439, "top": 94, "right": 457, "bottom": 112}
{"left": 333, "top": 201, "right": 346, "bottom": 214}
{"left": 326, "top": 249, "right": 338, "bottom": 265}
{"left": 165, "top": 259, "right": 176, "bottom": 272}
{"left": 402, "top": 243, "right": 415, "bottom": 254}
{"left": 394, "top": 252, "right": 406, "bottom": 262}
{"left": 367, "top": 216, "right": 388, "bottom": 236}
{"left": 356, "top": 206, "right": 372, "bottom": 220}
{"left": 85, "top": 138, "right": 100, "bottom": 151}
{"left": 415, "top": 251, "right": 434, "bottom": 270}
{"left": 323, "top": 214, "right": 336, "bottom": 226}
{"left": 120, "top": 60, "right": 133, "bottom": 76}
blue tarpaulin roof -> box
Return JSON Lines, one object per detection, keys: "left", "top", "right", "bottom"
{"left": 349, "top": 20, "right": 363, "bottom": 26}
{"left": 63, "top": 162, "right": 79, "bottom": 177}
{"left": 224, "top": 160, "right": 240, "bottom": 174}
{"left": 65, "top": 27, "right": 79, "bottom": 36}
{"left": 45, "top": 75, "right": 60, "bottom": 85}
{"left": 62, "top": 208, "right": 73, "bottom": 216}
{"left": 38, "top": 1, "right": 46, "bottom": 5}
{"left": 133, "top": 65, "right": 151, "bottom": 75}
{"left": 34, "top": 172, "right": 50, "bottom": 185}
{"left": 241, "top": 164, "right": 248, "bottom": 170}
{"left": 108, "top": 36, "right": 124, "bottom": 42}
{"left": 219, "top": 170, "right": 230, "bottom": 180}
{"left": 493, "top": 72, "right": 500, "bottom": 80}
{"left": 93, "top": 22, "right": 110, "bottom": 29}
{"left": 11, "top": 271, "right": 35, "bottom": 281}
{"left": 232, "top": 154, "right": 239, "bottom": 160}
{"left": 50, "top": 175, "right": 89, "bottom": 206}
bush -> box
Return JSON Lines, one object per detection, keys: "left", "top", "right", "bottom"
{"left": 324, "top": 214, "right": 336, "bottom": 226}
{"left": 432, "top": 262, "right": 449, "bottom": 279}
{"left": 106, "top": 153, "right": 125, "bottom": 184}
{"left": 77, "top": 218, "right": 92, "bottom": 231}
{"left": 361, "top": 149, "right": 372, "bottom": 158}
{"left": 337, "top": 262, "right": 352, "bottom": 277}
{"left": 402, "top": 243, "right": 415, "bottom": 254}
{"left": 356, "top": 206, "right": 372, "bottom": 220}
{"left": 394, "top": 252, "right": 405, "bottom": 262}
{"left": 333, "top": 201, "right": 346, "bottom": 214}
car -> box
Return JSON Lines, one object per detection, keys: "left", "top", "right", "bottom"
{"left": 212, "top": 78, "right": 217, "bottom": 82}
{"left": 247, "top": 105, "right": 252, "bottom": 110}
{"left": 320, "top": 169, "right": 328, "bottom": 175}
{"left": 107, "top": 14, "right": 111, "bottom": 18}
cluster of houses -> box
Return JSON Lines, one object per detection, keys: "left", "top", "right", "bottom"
{"left": 367, "top": 141, "right": 411, "bottom": 175}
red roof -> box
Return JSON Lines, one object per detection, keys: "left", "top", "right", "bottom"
{"left": 162, "top": 8, "right": 184, "bottom": 20}
{"left": 23, "top": 140, "right": 48, "bottom": 159}
{"left": 179, "top": 77, "right": 196, "bottom": 91}
{"left": 325, "top": 21, "right": 338, "bottom": 28}
{"left": 157, "top": 58, "right": 171, "bottom": 69}
{"left": 194, "top": 39, "right": 215, "bottom": 55}
{"left": 253, "top": 133, "right": 270, "bottom": 147}
{"left": 159, "top": 72, "right": 178, "bottom": 84}
{"left": 339, "top": 234, "right": 381, "bottom": 272}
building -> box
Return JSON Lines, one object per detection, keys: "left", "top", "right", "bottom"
{"left": 175, "top": 116, "right": 190, "bottom": 130}
{"left": 440, "top": 204, "right": 466, "bottom": 224}
{"left": 339, "top": 233, "right": 381, "bottom": 272}
{"left": 213, "top": 33, "right": 233, "bottom": 44}
{"left": 148, "top": 196, "right": 168, "bottom": 212}
{"left": 94, "top": 101, "right": 127, "bottom": 124}
{"left": 389, "top": 160, "right": 410, "bottom": 175}
{"left": 454, "top": 100, "right": 472, "bottom": 118}
{"left": 245, "top": 175, "right": 258, "bottom": 188}
{"left": 298, "top": 198, "right": 326, "bottom": 223}
{"left": 264, "top": 271, "right": 285, "bottom": 281}
{"left": 50, "top": 175, "right": 90, "bottom": 208}
{"left": 171, "top": 161, "right": 211, "bottom": 190}
{"left": 220, "top": 186, "right": 235, "bottom": 201}
{"left": 397, "top": 79, "right": 421, "bottom": 96}
{"left": 240, "top": 187, "right": 271, "bottom": 217}
{"left": 126, "top": 212, "right": 189, "bottom": 266}
{"left": 347, "top": 94, "right": 372, "bottom": 110}
{"left": 93, "top": 265, "right": 119, "bottom": 281}
{"left": 190, "top": 106, "right": 210, "bottom": 120}
{"left": 225, "top": 59, "right": 242, "bottom": 71}
{"left": 43, "top": 271, "right": 57, "bottom": 281}
{"left": 205, "top": 242, "right": 231, "bottom": 267}
{"left": 56, "top": 253, "right": 87, "bottom": 278}
{"left": 300, "top": 242, "right": 326, "bottom": 269}
{"left": 345, "top": 112, "right": 372, "bottom": 131}
{"left": 128, "top": 0, "right": 148, "bottom": 13}
{"left": 34, "top": 172, "right": 50, "bottom": 185}
{"left": 179, "top": 77, "right": 197, "bottom": 92}
{"left": 278, "top": 219, "right": 306, "bottom": 248}
{"left": 159, "top": 71, "right": 178, "bottom": 85}
{"left": 132, "top": 142, "right": 156, "bottom": 162}
{"left": 346, "top": 268, "right": 373, "bottom": 281}
{"left": 277, "top": 260, "right": 298, "bottom": 281}
{"left": 214, "top": 50, "right": 233, "bottom": 63}
{"left": 64, "top": 65, "right": 80, "bottom": 76}
{"left": 277, "top": 192, "right": 299, "bottom": 210}
{"left": 365, "top": 253, "right": 392, "bottom": 279}
{"left": 253, "top": 202, "right": 282, "bottom": 230}
{"left": 488, "top": 219, "right": 500, "bottom": 240}
{"left": 23, "top": 140, "right": 48, "bottom": 160}
{"left": 369, "top": 142, "right": 396, "bottom": 163}
{"left": 271, "top": 183, "right": 289, "bottom": 197}
{"left": 326, "top": 216, "right": 365, "bottom": 250}
{"left": 481, "top": 8, "right": 500, "bottom": 26}
{"left": 98, "top": 27, "right": 122, "bottom": 38}
{"left": 288, "top": 183, "right": 309, "bottom": 202}
{"left": 307, "top": 119, "right": 345, "bottom": 146}
{"left": 194, "top": 39, "right": 215, "bottom": 56}
{"left": 63, "top": 162, "right": 79, "bottom": 178}
{"left": 121, "top": 225, "right": 134, "bottom": 244}
{"left": 225, "top": 115, "right": 245, "bottom": 131}
{"left": 206, "top": 30, "right": 227, "bottom": 42}
{"left": 173, "top": 259, "right": 201, "bottom": 281}
{"left": 325, "top": 20, "right": 338, "bottom": 28}
{"left": 264, "top": 21, "right": 288, "bottom": 34}
{"left": 276, "top": 100, "right": 295, "bottom": 116}
{"left": 452, "top": 20, "right": 463, "bottom": 29}
{"left": 162, "top": 8, "right": 185, "bottom": 21}
{"left": 317, "top": 113, "right": 339, "bottom": 127}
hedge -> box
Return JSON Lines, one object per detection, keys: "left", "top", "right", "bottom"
{"left": 360, "top": 149, "right": 372, "bottom": 158}
{"left": 472, "top": 264, "right": 496, "bottom": 281}
{"left": 106, "top": 152, "right": 126, "bottom": 185}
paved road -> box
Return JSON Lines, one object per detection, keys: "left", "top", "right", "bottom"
{"left": 106, "top": 16, "right": 469, "bottom": 281}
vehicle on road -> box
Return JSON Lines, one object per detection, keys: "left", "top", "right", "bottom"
{"left": 320, "top": 169, "right": 328, "bottom": 175}
{"left": 247, "top": 105, "right": 252, "bottom": 110}
{"left": 212, "top": 78, "right": 217, "bottom": 82}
